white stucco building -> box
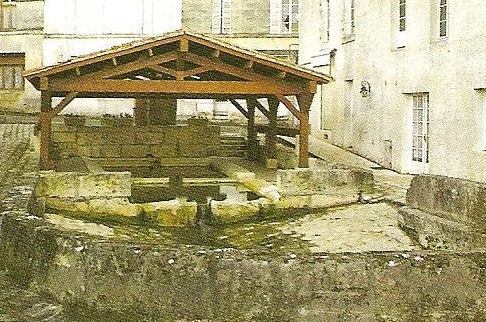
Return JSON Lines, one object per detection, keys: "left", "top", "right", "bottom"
{"left": 299, "top": 0, "right": 486, "bottom": 182}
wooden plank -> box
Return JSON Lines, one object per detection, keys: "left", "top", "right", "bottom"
{"left": 180, "top": 66, "right": 213, "bottom": 78}
{"left": 49, "top": 79, "right": 303, "bottom": 95}
{"left": 229, "top": 99, "right": 249, "bottom": 118}
{"left": 27, "top": 33, "right": 185, "bottom": 78}
{"left": 180, "top": 38, "right": 189, "bottom": 52}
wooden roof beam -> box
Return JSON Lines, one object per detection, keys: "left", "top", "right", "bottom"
{"left": 48, "top": 79, "right": 304, "bottom": 96}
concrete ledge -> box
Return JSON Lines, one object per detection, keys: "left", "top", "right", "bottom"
{"left": 399, "top": 206, "right": 486, "bottom": 250}
{"left": 406, "top": 175, "right": 486, "bottom": 232}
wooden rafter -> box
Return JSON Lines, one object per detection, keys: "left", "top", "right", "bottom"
{"left": 71, "top": 52, "right": 179, "bottom": 82}
{"left": 183, "top": 53, "right": 306, "bottom": 93}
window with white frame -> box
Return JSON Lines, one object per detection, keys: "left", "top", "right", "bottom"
{"left": 212, "top": 0, "right": 232, "bottom": 34}
{"left": 439, "top": 0, "right": 448, "bottom": 37}
{"left": 1, "top": 1, "right": 15, "bottom": 31}
{"left": 270, "top": 0, "right": 299, "bottom": 34}
{"left": 0, "top": 53, "right": 24, "bottom": 90}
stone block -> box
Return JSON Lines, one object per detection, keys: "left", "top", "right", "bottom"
{"left": 136, "top": 130, "right": 165, "bottom": 144}
{"left": 137, "top": 199, "right": 197, "bottom": 227}
{"left": 210, "top": 198, "right": 270, "bottom": 224}
{"left": 78, "top": 172, "right": 131, "bottom": 198}
{"left": 277, "top": 168, "right": 372, "bottom": 197}
{"left": 44, "top": 197, "right": 137, "bottom": 217}
{"left": 406, "top": 175, "right": 486, "bottom": 231}
{"left": 398, "top": 206, "right": 486, "bottom": 250}
{"left": 34, "top": 171, "right": 79, "bottom": 198}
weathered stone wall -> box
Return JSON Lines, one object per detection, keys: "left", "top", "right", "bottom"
{"left": 277, "top": 166, "right": 373, "bottom": 196}
{"left": 51, "top": 124, "right": 221, "bottom": 160}
{"left": 1, "top": 213, "right": 485, "bottom": 321}
{"left": 400, "top": 174, "right": 486, "bottom": 249}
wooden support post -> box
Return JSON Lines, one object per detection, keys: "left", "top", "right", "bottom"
{"left": 39, "top": 91, "right": 52, "bottom": 170}
{"left": 266, "top": 97, "right": 279, "bottom": 161}
{"left": 246, "top": 98, "right": 258, "bottom": 160}
{"left": 296, "top": 94, "right": 314, "bottom": 168}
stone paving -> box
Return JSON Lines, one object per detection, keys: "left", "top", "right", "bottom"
{"left": 281, "top": 203, "right": 416, "bottom": 253}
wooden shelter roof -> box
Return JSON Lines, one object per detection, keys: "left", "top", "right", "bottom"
{"left": 24, "top": 30, "right": 332, "bottom": 99}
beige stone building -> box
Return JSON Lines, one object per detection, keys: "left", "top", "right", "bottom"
{"left": 299, "top": 0, "right": 486, "bottom": 181}
{"left": 0, "top": 0, "right": 44, "bottom": 112}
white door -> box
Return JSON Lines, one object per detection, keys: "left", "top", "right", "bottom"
{"left": 410, "top": 93, "right": 430, "bottom": 174}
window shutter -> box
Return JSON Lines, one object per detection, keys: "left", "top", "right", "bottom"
{"left": 221, "top": 0, "right": 231, "bottom": 33}
{"left": 212, "top": 0, "right": 222, "bottom": 33}
{"left": 270, "top": 0, "right": 282, "bottom": 34}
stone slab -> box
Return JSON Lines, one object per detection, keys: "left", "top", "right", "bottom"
{"left": 406, "top": 175, "right": 486, "bottom": 232}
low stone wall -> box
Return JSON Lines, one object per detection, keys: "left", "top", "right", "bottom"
{"left": 277, "top": 166, "right": 373, "bottom": 197}
{"left": 400, "top": 175, "right": 486, "bottom": 249}
{"left": 1, "top": 212, "right": 485, "bottom": 321}
{"left": 51, "top": 124, "right": 221, "bottom": 160}
{"left": 29, "top": 171, "right": 197, "bottom": 227}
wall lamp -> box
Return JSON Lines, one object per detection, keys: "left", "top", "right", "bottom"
{"left": 360, "top": 81, "right": 371, "bottom": 97}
